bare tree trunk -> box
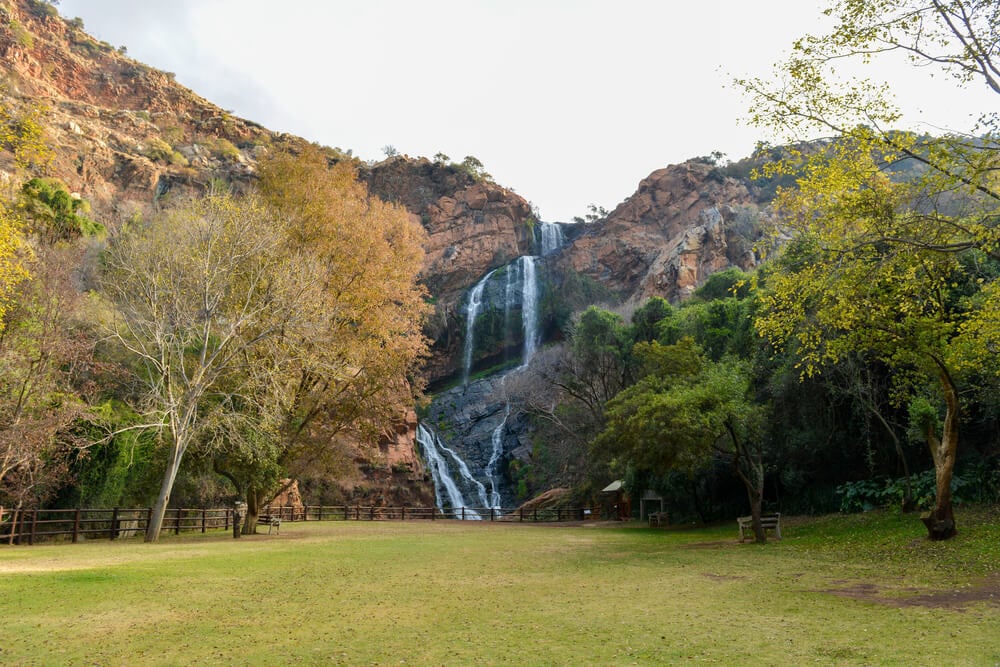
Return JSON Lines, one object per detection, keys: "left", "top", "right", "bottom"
{"left": 921, "top": 367, "right": 959, "bottom": 540}
{"left": 725, "top": 421, "right": 767, "bottom": 544}
{"left": 145, "top": 443, "right": 183, "bottom": 542}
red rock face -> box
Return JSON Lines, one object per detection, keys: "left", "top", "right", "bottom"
{"left": 365, "top": 157, "right": 536, "bottom": 306}
{"left": 561, "top": 161, "right": 762, "bottom": 303}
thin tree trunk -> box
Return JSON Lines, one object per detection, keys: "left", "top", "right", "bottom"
{"left": 921, "top": 366, "right": 959, "bottom": 540}
{"left": 145, "top": 443, "right": 184, "bottom": 542}
{"left": 724, "top": 421, "right": 767, "bottom": 544}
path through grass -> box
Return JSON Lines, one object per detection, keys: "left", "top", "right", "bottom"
{"left": 1, "top": 509, "right": 998, "bottom": 665}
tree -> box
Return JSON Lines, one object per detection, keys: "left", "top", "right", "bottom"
{"left": 225, "top": 147, "right": 429, "bottom": 530}
{"left": 18, "top": 178, "right": 103, "bottom": 244}
{"left": 0, "top": 246, "right": 91, "bottom": 509}
{"left": 101, "top": 193, "right": 310, "bottom": 541}
{"left": 595, "top": 341, "right": 769, "bottom": 541}
{"left": 739, "top": 0, "right": 1000, "bottom": 540}
{"left": 0, "top": 204, "right": 31, "bottom": 332}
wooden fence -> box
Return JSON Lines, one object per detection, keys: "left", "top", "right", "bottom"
{"left": 0, "top": 504, "right": 602, "bottom": 546}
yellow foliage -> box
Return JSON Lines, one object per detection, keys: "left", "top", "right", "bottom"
{"left": 0, "top": 204, "right": 32, "bottom": 331}
{"left": 257, "top": 146, "right": 430, "bottom": 447}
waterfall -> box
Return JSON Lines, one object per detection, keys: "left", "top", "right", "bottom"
{"left": 416, "top": 424, "right": 488, "bottom": 518}
{"left": 462, "top": 269, "right": 496, "bottom": 384}
{"left": 485, "top": 398, "right": 510, "bottom": 508}
{"left": 539, "top": 222, "right": 565, "bottom": 256}
{"left": 520, "top": 256, "right": 539, "bottom": 365}
{"left": 427, "top": 245, "right": 547, "bottom": 512}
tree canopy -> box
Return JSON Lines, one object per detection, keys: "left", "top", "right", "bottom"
{"left": 740, "top": 0, "right": 1000, "bottom": 539}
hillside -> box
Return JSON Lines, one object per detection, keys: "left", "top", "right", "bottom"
{"left": 0, "top": 0, "right": 774, "bottom": 510}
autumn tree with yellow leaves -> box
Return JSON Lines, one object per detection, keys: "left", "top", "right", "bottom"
{"left": 740, "top": 0, "right": 1000, "bottom": 539}
{"left": 102, "top": 148, "right": 428, "bottom": 541}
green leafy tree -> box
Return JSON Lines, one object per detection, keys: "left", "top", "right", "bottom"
{"left": 101, "top": 193, "right": 310, "bottom": 542}
{"left": 595, "top": 342, "right": 769, "bottom": 541}
{"left": 739, "top": 0, "right": 1000, "bottom": 540}
{"left": 19, "top": 178, "right": 103, "bottom": 244}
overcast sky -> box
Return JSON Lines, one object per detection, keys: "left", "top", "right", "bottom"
{"left": 56, "top": 1, "right": 993, "bottom": 222}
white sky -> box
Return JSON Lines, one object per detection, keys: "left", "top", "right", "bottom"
{"left": 56, "top": 1, "right": 994, "bottom": 222}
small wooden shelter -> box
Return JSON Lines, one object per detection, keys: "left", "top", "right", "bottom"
{"left": 600, "top": 480, "right": 631, "bottom": 520}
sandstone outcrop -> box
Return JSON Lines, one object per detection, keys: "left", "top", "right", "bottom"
{"left": 560, "top": 160, "right": 763, "bottom": 303}
{"left": 0, "top": 0, "right": 290, "bottom": 220}
{"left": 365, "top": 156, "right": 536, "bottom": 382}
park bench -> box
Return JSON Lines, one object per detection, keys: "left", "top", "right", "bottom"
{"left": 737, "top": 513, "right": 781, "bottom": 542}
{"left": 257, "top": 514, "right": 281, "bottom": 534}
{"left": 647, "top": 511, "right": 668, "bottom": 528}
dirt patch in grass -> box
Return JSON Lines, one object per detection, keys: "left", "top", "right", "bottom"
{"left": 823, "top": 573, "right": 1000, "bottom": 609}
{"left": 681, "top": 540, "right": 734, "bottom": 550}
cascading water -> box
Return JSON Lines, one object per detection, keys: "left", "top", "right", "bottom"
{"left": 520, "top": 256, "right": 539, "bottom": 365}
{"left": 485, "top": 400, "right": 510, "bottom": 508}
{"left": 539, "top": 222, "right": 565, "bottom": 256}
{"left": 423, "top": 228, "right": 555, "bottom": 513}
{"left": 416, "top": 424, "right": 488, "bottom": 518}
{"left": 462, "top": 269, "right": 496, "bottom": 384}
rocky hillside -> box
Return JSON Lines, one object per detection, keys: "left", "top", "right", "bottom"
{"left": 560, "top": 159, "right": 764, "bottom": 304}
{"left": 0, "top": 0, "right": 292, "bottom": 219}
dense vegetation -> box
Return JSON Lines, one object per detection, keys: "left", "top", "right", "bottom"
{"left": 512, "top": 0, "right": 1000, "bottom": 542}
{"left": 0, "top": 97, "right": 429, "bottom": 540}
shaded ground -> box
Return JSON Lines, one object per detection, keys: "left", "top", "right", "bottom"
{"left": 822, "top": 574, "right": 1000, "bottom": 609}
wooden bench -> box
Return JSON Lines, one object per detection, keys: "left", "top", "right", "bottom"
{"left": 648, "top": 511, "right": 669, "bottom": 528}
{"left": 258, "top": 514, "right": 281, "bottom": 534}
{"left": 737, "top": 513, "right": 781, "bottom": 542}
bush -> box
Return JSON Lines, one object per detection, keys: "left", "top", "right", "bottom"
{"left": 835, "top": 463, "right": 999, "bottom": 513}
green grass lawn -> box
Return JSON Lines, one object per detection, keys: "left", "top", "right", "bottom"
{"left": 1, "top": 508, "right": 998, "bottom": 665}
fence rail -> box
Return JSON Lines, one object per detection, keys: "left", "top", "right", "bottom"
{"left": 0, "top": 504, "right": 602, "bottom": 546}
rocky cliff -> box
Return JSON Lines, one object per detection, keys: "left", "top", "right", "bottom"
{"left": 0, "top": 0, "right": 293, "bottom": 220}
{"left": 560, "top": 159, "right": 763, "bottom": 304}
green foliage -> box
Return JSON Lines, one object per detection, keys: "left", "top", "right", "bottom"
{"left": 450, "top": 155, "right": 492, "bottom": 182}
{"left": 0, "top": 95, "right": 52, "bottom": 170}
{"left": 26, "top": 0, "right": 59, "bottom": 19}
{"left": 10, "top": 19, "right": 33, "bottom": 48}
{"left": 542, "top": 269, "right": 616, "bottom": 336}
{"left": 836, "top": 463, "right": 1000, "bottom": 513}
{"left": 19, "top": 177, "right": 104, "bottom": 242}
{"left": 69, "top": 401, "right": 159, "bottom": 508}
{"left": 202, "top": 136, "right": 240, "bottom": 162}
{"left": 142, "top": 137, "right": 188, "bottom": 166}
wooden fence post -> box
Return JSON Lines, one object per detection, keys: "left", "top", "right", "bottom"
{"left": 201, "top": 508, "right": 207, "bottom": 533}
{"left": 72, "top": 508, "right": 81, "bottom": 543}
{"left": 111, "top": 507, "right": 119, "bottom": 540}
{"left": 175, "top": 508, "right": 182, "bottom": 535}
{"left": 29, "top": 509, "right": 38, "bottom": 545}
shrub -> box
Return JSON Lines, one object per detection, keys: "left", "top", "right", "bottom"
{"left": 10, "top": 19, "right": 33, "bottom": 48}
